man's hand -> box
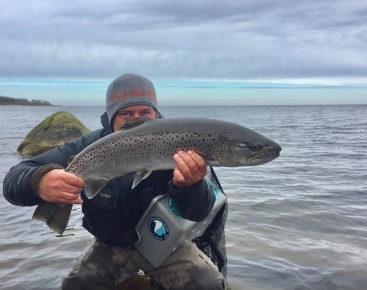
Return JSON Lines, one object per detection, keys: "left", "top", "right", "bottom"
{"left": 173, "top": 151, "right": 207, "bottom": 187}
{"left": 37, "top": 169, "right": 84, "bottom": 204}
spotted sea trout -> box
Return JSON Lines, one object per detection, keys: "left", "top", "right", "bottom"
{"left": 33, "top": 117, "right": 281, "bottom": 234}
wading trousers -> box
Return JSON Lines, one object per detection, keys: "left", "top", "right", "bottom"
{"left": 61, "top": 238, "right": 226, "bottom": 290}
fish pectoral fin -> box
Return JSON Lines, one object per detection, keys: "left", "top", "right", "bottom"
{"left": 84, "top": 179, "right": 109, "bottom": 199}
{"left": 33, "top": 201, "right": 72, "bottom": 235}
{"left": 132, "top": 170, "right": 153, "bottom": 189}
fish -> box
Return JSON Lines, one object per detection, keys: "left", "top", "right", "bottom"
{"left": 33, "top": 117, "right": 281, "bottom": 234}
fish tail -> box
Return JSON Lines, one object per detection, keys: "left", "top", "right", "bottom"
{"left": 32, "top": 201, "right": 72, "bottom": 235}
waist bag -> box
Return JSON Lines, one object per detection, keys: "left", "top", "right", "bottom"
{"left": 134, "top": 183, "right": 226, "bottom": 267}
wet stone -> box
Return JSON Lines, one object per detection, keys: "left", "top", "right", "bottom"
{"left": 17, "top": 111, "right": 90, "bottom": 157}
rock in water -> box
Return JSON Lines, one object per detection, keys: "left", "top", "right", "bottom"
{"left": 17, "top": 111, "right": 90, "bottom": 157}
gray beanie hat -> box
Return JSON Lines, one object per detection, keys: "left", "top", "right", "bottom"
{"left": 106, "top": 73, "right": 158, "bottom": 125}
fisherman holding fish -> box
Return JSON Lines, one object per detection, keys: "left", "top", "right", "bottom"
{"left": 4, "top": 74, "right": 228, "bottom": 290}
{"left": 4, "top": 73, "right": 281, "bottom": 289}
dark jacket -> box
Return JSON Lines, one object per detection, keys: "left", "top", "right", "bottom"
{"left": 3, "top": 113, "right": 216, "bottom": 247}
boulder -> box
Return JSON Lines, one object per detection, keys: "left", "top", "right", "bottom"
{"left": 17, "top": 111, "right": 90, "bottom": 157}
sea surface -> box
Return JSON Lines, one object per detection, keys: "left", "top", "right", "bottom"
{"left": 0, "top": 105, "right": 366, "bottom": 290}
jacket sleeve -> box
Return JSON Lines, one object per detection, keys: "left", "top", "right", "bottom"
{"left": 169, "top": 176, "right": 216, "bottom": 222}
{"left": 2, "top": 130, "right": 104, "bottom": 207}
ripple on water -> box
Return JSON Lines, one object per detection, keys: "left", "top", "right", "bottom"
{"left": 1, "top": 105, "right": 367, "bottom": 289}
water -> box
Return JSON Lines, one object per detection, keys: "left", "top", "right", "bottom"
{"left": 0, "top": 105, "right": 366, "bottom": 290}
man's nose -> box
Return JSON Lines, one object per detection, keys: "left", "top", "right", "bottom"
{"left": 133, "top": 112, "right": 140, "bottom": 117}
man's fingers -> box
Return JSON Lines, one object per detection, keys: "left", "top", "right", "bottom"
{"left": 61, "top": 191, "right": 82, "bottom": 201}
{"left": 173, "top": 168, "right": 185, "bottom": 184}
{"left": 63, "top": 171, "right": 84, "bottom": 187}
{"left": 50, "top": 190, "right": 83, "bottom": 204}
{"left": 173, "top": 151, "right": 208, "bottom": 187}
{"left": 186, "top": 151, "right": 207, "bottom": 174}
{"left": 175, "top": 151, "right": 208, "bottom": 177}
{"left": 62, "top": 183, "right": 83, "bottom": 195}
{"left": 38, "top": 169, "right": 84, "bottom": 204}
{"left": 55, "top": 197, "right": 83, "bottom": 205}
{"left": 174, "top": 152, "right": 196, "bottom": 176}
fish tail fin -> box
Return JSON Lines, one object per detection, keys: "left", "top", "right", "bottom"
{"left": 32, "top": 201, "right": 72, "bottom": 235}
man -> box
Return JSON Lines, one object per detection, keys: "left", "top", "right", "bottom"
{"left": 3, "top": 74, "right": 227, "bottom": 290}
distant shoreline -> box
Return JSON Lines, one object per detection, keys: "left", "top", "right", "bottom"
{"left": 0, "top": 104, "right": 55, "bottom": 106}
{"left": 0, "top": 96, "right": 53, "bottom": 106}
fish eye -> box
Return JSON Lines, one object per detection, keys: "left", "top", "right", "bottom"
{"left": 248, "top": 143, "right": 263, "bottom": 151}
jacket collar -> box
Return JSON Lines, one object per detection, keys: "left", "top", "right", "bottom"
{"left": 100, "top": 112, "right": 114, "bottom": 134}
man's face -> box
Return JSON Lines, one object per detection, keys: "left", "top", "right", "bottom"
{"left": 112, "top": 105, "right": 157, "bottom": 132}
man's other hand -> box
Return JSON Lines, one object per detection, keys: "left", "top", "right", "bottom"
{"left": 173, "top": 151, "right": 207, "bottom": 187}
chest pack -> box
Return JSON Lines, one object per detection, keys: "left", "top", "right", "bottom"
{"left": 134, "top": 182, "right": 226, "bottom": 267}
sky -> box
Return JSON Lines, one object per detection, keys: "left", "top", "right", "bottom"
{"left": 0, "top": 0, "right": 366, "bottom": 106}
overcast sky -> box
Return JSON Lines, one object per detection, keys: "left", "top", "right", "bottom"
{"left": 1, "top": 0, "right": 366, "bottom": 105}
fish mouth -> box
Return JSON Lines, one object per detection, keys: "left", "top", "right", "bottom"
{"left": 246, "top": 149, "right": 281, "bottom": 162}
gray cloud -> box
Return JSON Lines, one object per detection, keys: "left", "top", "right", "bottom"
{"left": 1, "top": 0, "right": 366, "bottom": 81}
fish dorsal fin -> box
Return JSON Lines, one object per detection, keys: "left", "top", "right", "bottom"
{"left": 132, "top": 170, "right": 153, "bottom": 189}
{"left": 119, "top": 117, "right": 153, "bottom": 131}
{"left": 67, "top": 155, "right": 76, "bottom": 165}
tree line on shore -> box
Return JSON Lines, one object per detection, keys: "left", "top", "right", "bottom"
{"left": 0, "top": 96, "right": 52, "bottom": 106}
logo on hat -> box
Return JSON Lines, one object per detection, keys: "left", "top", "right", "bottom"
{"left": 148, "top": 217, "right": 169, "bottom": 241}
{"left": 111, "top": 89, "right": 157, "bottom": 102}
